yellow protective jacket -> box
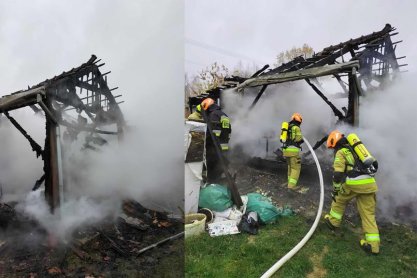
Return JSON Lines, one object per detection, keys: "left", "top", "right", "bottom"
{"left": 187, "top": 111, "right": 203, "bottom": 122}
{"left": 282, "top": 124, "right": 303, "bottom": 157}
{"left": 333, "top": 147, "right": 378, "bottom": 194}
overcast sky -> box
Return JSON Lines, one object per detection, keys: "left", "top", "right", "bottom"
{"left": 185, "top": 0, "right": 416, "bottom": 76}
{"left": 0, "top": 0, "right": 183, "bottom": 121}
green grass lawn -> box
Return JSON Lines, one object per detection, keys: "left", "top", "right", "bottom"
{"left": 185, "top": 216, "right": 417, "bottom": 278}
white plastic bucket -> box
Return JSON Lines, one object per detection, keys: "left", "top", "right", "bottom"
{"left": 185, "top": 213, "right": 207, "bottom": 239}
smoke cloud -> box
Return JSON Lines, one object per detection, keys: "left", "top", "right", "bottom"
{"left": 345, "top": 75, "right": 417, "bottom": 221}
{"left": 0, "top": 1, "right": 184, "bottom": 240}
{"left": 223, "top": 80, "right": 337, "bottom": 158}
{"left": 222, "top": 73, "right": 417, "bottom": 222}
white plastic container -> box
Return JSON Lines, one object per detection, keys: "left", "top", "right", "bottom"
{"left": 185, "top": 213, "right": 207, "bottom": 239}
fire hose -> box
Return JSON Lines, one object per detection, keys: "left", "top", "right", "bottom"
{"left": 260, "top": 136, "right": 324, "bottom": 278}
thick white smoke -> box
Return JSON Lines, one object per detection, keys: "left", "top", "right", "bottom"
{"left": 222, "top": 80, "right": 338, "bottom": 158}
{"left": 341, "top": 74, "right": 417, "bottom": 220}
{"left": 0, "top": 109, "right": 45, "bottom": 201}
{"left": 0, "top": 0, "right": 184, "bottom": 241}
{"left": 222, "top": 73, "right": 416, "bottom": 220}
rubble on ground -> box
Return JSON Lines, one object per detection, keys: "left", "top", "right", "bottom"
{"left": 0, "top": 200, "right": 183, "bottom": 277}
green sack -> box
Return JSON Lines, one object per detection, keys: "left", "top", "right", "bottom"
{"left": 246, "top": 193, "right": 281, "bottom": 224}
{"left": 277, "top": 205, "right": 294, "bottom": 217}
{"left": 199, "top": 184, "right": 233, "bottom": 212}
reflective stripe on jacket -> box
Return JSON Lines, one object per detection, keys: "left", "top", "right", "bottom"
{"left": 334, "top": 147, "right": 378, "bottom": 193}
{"left": 206, "top": 106, "right": 231, "bottom": 152}
{"left": 282, "top": 125, "right": 302, "bottom": 157}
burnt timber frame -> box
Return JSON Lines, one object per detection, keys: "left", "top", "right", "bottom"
{"left": 190, "top": 24, "right": 404, "bottom": 122}
{"left": 0, "top": 55, "right": 125, "bottom": 212}
{"left": 188, "top": 24, "right": 405, "bottom": 150}
{"left": 234, "top": 24, "right": 405, "bottom": 125}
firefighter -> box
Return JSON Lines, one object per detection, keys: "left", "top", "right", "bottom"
{"left": 324, "top": 130, "right": 380, "bottom": 255}
{"left": 282, "top": 112, "right": 304, "bottom": 190}
{"left": 187, "top": 104, "right": 203, "bottom": 122}
{"left": 201, "top": 98, "right": 231, "bottom": 183}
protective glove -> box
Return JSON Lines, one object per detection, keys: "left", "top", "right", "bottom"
{"left": 331, "top": 183, "right": 342, "bottom": 202}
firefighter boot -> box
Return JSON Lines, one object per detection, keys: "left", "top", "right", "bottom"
{"left": 324, "top": 215, "right": 338, "bottom": 231}
{"left": 360, "top": 239, "right": 379, "bottom": 255}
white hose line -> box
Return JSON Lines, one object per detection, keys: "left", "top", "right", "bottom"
{"left": 260, "top": 136, "right": 324, "bottom": 278}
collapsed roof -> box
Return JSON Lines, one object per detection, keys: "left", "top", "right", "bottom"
{"left": 0, "top": 55, "right": 125, "bottom": 211}
{"left": 190, "top": 23, "right": 406, "bottom": 127}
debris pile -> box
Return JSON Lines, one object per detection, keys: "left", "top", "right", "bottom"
{"left": 0, "top": 200, "right": 183, "bottom": 277}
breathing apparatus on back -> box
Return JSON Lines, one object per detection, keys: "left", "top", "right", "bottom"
{"left": 328, "top": 130, "right": 378, "bottom": 176}
{"left": 280, "top": 113, "right": 303, "bottom": 148}
{"left": 280, "top": 121, "right": 289, "bottom": 146}
{"left": 346, "top": 133, "right": 378, "bottom": 176}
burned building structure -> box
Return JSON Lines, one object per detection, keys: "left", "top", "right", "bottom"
{"left": 188, "top": 23, "right": 406, "bottom": 150}
{"left": 0, "top": 55, "right": 125, "bottom": 211}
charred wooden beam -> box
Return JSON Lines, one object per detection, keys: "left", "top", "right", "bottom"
{"left": 0, "top": 87, "right": 45, "bottom": 113}
{"left": 302, "top": 134, "right": 329, "bottom": 158}
{"left": 44, "top": 114, "right": 60, "bottom": 212}
{"left": 319, "top": 24, "right": 393, "bottom": 55}
{"left": 250, "top": 64, "right": 270, "bottom": 78}
{"left": 347, "top": 68, "right": 361, "bottom": 126}
{"left": 305, "top": 79, "right": 345, "bottom": 121}
{"left": 237, "top": 61, "right": 359, "bottom": 89}
{"left": 4, "top": 111, "right": 43, "bottom": 158}
{"left": 304, "top": 45, "right": 352, "bottom": 70}
{"left": 261, "top": 56, "right": 306, "bottom": 76}
{"left": 249, "top": 85, "right": 268, "bottom": 111}
{"left": 75, "top": 80, "right": 99, "bottom": 91}
{"left": 32, "top": 174, "right": 46, "bottom": 191}
{"left": 201, "top": 109, "right": 243, "bottom": 208}
{"left": 333, "top": 74, "right": 349, "bottom": 94}
{"left": 37, "top": 94, "right": 58, "bottom": 124}
{"left": 30, "top": 104, "right": 41, "bottom": 114}
{"left": 383, "top": 35, "right": 400, "bottom": 71}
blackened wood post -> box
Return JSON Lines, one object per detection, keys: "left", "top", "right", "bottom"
{"left": 347, "top": 68, "right": 360, "bottom": 127}
{"left": 44, "top": 100, "right": 60, "bottom": 212}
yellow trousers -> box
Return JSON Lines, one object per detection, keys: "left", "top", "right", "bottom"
{"left": 286, "top": 155, "right": 301, "bottom": 188}
{"left": 327, "top": 188, "right": 380, "bottom": 253}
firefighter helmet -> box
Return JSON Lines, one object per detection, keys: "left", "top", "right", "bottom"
{"left": 327, "top": 130, "right": 344, "bottom": 148}
{"left": 201, "top": 98, "right": 215, "bottom": 110}
{"left": 291, "top": 112, "right": 303, "bottom": 123}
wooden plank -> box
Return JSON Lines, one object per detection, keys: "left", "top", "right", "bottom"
{"left": 45, "top": 119, "right": 60, "bottom": 212}
{"left": 0, "top": 87, "right": 45, "bottom": 112}
{"left": 237, "top": 61, "right": 360, "bottom": 89}
{"left": 249, "top": 85, "right": 268, "bottom": 110}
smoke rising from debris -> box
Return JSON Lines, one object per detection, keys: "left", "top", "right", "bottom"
{"left": 340, "top": 75, "right": 417, "bottom": 221}
{"left": 0, "top": 0, "right": 183, "bottom": 240}
{"left": 223, "top": 73, "right": 417, "bottom": 221}
{"left": 223, "top": 81, "right": 337, "bottom": 159}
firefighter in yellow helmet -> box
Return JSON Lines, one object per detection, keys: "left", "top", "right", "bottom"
{"left": 200, "top": 98, "right": 231, "bottom": 183}
{"left": 282, "top": 113, "right": 304, "bottom": 190}
{"left": 187, "top": 104, "right": 203, "bottom": 122}
{"left": 324, "top": 130, "right": 380, "bottom": 255}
